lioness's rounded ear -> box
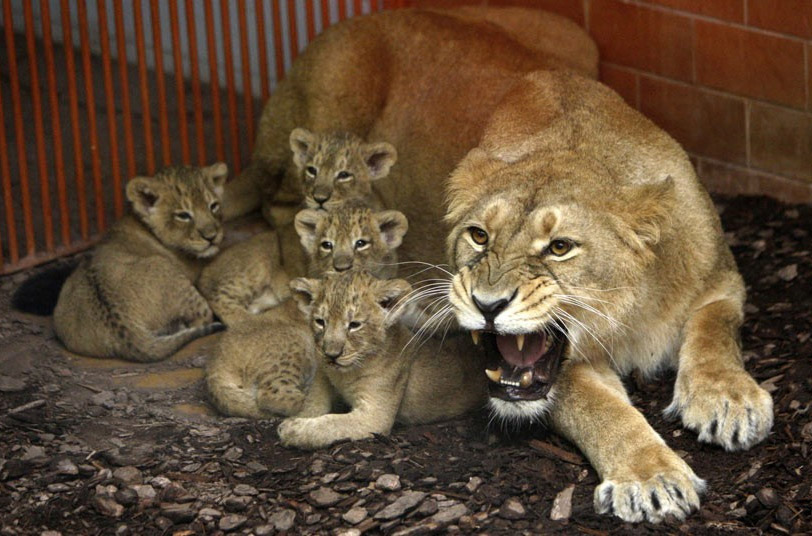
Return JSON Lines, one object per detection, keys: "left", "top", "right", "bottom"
{"left": 294, "top": 209, "right": 326, "bottom": 249}
{"left": 375, "top": 278, "right": 412, "bottom": 324}
{"left": 362, "top": 142, "right": 397, "bottom": 180}
{"left": 290, "top": 128, "right": 316, "bottom": 170}
{"left": 289, "top": 277, "right": 320, "bottom": 315}
{"left": 205, "top": 162, "right": 229, "bottom": 196}
{"left": 126, "top": 176, "right": 161, "bottom": 218}
{"left": 374, "top": 210, "right": 408, "bottom": 249}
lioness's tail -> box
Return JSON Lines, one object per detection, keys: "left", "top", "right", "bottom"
{"left": 12, "top": 260, "right": 79, "bottom": 315}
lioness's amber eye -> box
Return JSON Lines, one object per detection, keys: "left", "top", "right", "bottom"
{"left": 175, "top": 211, "right": 193, "bottom": 222}
{"left": 549, "top": 239, "right": 572, "bottom": 256}
{"left": 305, "top": 166, "right": 317, "bottom": 177}
{"left": 336, "top": 171, "right": 352, "bottom": 181}
{"left": 320, "top": 241, "right": 333, "bottom": 251}
{"left": 469, "top": 227, "right": 488, "bottom": 246}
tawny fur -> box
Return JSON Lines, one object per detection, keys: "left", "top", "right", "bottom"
{"left": 277, "top": 271, "right": 488, "bottom": 450}
{"left": 221, "top": 6, "right": 769, "bottom": 523}
{"left": 53, "top": 164, "right": 228, "bottom": 362}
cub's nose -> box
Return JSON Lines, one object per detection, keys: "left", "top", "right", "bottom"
{"left": 472, "top": 291, "right": 516, "bottom": 323}
{"left": 325, "top": 349, "right": 343, "bottom": 361}
{"left": 199, "top": 228, "right": 219, "bottom": 243}
{"left": 313, "top": 192, "right": 331, "bottom": 205}
{"left": 333, "top": 256, "right": 353, "bottom": 272}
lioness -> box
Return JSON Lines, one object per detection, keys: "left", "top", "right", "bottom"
{"left": 53, "top": 164, "right": 228, "bottom": 362}
{"left": 277, "top": 270, "right": 487, "bottom": 449}
{"left": 224, "top": 7, "right": 772, "bottom": 523}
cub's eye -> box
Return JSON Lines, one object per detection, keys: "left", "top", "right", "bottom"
{"left": 348, "top": 321, "right": 361, "bottom": 331}
{"left": 320, "top": 241, "right": 333, "bottom": 251}
{"left": 174, "top": 211, "right": 193, "bottom": 222}
{"left": 314, "top": 318, "right": 325, "bottom": 329}
{"left": 354, "top": 239, "right": 369, "bottom": 250}
{"left": 305, "top": 166, "right": 317, "bottom": 177}
{"left": 209, "top": 201, "right": 220, "bottom": 213}
{"left": 468, "top": 226, "right": 488, "bottom": 246}
{"left": 336, "top": 171, "right": 352, "bottom": 181}
{"left": 548, "top": 239, "right": 573, "bottom": 257}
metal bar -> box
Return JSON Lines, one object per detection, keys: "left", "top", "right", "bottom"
{"left": 0, "top": 78, "right": 19, "bottom": 265}
{"left": 77, "top": 0, "right": 106, "bottom": 233}
{"left": 4, "top": 0, "right": 36, "bottom": 256}
{"left": 40, "top": 0, "right": 71, "bottom": 246}
{"left": 96, "top": 0, "right": 124, "bottom": 218}
{"left": 287, "top": 0, "right": 299, "bottom": 59}
{"left": 237, "top": 0, "right": 255, "bottom": 145}
{"left": 185, "top": 0, "right": 207, "bottom": 165}
{"left": 353, "top": 0, "right": 363, "bottom": 16}
{"left": 321, "top": 0, "right": 331, "bottom": 28}
{"left": 204, "top": 0, "right": 226, "bottom": 162}
{"left": 23, "top": 0, "right": 54, "bottom": 251}
{"left": 338, "top": 0, "right": 347, "bottom": 20}
{"left": 169, "top": 0, "right": 191, "bottom": 163}
{"left": 219, "top": 0, "right": 241, "bottom": 171}
{"left": 0, "top": 238, "right": 100, "bottom": 276}
{"left": 150, "top": 0, "right": 171, "bottom": 166}
{"left": 254, "top": 0, "right": 270, "bottom": 100}
{"left": 133, "top": 0, "right": 156, "bottom": 174}
{"left": 60, "top": 0, "right": 90, "bottom": 239}
{"left": 113, "top": 1, "right": 136, "bottom": 184}
{"left": 305, "top": 0, "right": 316, "bottom": 40}
{"left": 271, "top": 0, "right": 285, "bottom": 82}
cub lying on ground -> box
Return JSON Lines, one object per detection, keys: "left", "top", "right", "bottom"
{"left": 53, "top": 164, "right": 228, "bottom": 362}
{"left": 277, "top": 270, "right": 488, "bottom": 450}
{"left": 198, "top": 204, "right": 408, "bottom": 324}
{"left": 205, "top": 209, "right": 408, "bottom": 417}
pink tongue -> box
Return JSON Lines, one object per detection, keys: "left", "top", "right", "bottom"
{"left": 496, "top": 333, "right": 547, "bottom": 368}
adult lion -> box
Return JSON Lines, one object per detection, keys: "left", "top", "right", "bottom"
{"left": 225, "top": 7, "right": 773, "bottom": 523}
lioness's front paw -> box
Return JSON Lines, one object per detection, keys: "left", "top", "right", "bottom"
{"left": 668, "top": 368, "right": 773, "bottom": 451}
{"left": 594, "top": 452, "right": 705, "bottom": 523}
{"left": 277, "top": 417, "right": 312, "bottom": 448}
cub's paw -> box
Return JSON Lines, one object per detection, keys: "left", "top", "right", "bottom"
{"left": 667, "top": 368, "right": 773, "bottom": 451}
{"left": 595, "top": 450, "right": 705, "bottom": 523}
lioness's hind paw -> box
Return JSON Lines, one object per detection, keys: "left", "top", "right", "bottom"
{"left": 594, "top": 471, "right": 705, "bottom": 523}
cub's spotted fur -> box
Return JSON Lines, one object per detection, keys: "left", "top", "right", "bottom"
{"left": 53, "top": 164, "right": 228, "bottom": 362}
{"left": 277, "top": 270, "right": 487, "bottom": 449}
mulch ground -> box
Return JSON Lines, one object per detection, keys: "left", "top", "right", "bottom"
{"left": 0, "top": 194, "right": 809, "bottom": 536}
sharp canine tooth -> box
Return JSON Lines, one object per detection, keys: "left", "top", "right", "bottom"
{"left": 516, "top": 333, "right": 525, "bottom": 352}
{"left": 520, "top": 370, "right": 533, "bottom": 388}
{"left": 471, "top": 330, "right": 480, "bottom": 345}
{"left": 485, "top": 367, "right": 502, "bottom": 383}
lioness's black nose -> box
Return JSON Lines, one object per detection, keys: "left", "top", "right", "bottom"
{"left": 472, "top": 292, "right": 515, "bottom": 323}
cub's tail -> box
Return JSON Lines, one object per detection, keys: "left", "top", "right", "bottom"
{"left": 11, "top": 260, "right": 80, "bottom": 315}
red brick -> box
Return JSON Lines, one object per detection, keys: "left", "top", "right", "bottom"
{"left": 696, "top": 158, "right": 812, "bottom": 203}
{"left": 695, "top": 21, "right": 806, "bottom": 108}
{"left": 599, "top": 63, "right": 638, "bottom": 107}
{"left": 642, "top": 0, "right": 744, "bottom": 22}
{"left": 747, "top": 0, "right": 812, "bottom": 39}
{"left": 589, "top": 0, "right": 694, "bottom": 81}
{"left": 639, "top": 76, "right": 746, "bottom": 163}
{"left": 750, "top": 103, "right": 812, "bottom": 182}
{"left": 486, "top": 0, "right": 585, "bottom": 25}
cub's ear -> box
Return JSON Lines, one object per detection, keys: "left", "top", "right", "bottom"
{"left": 290, "top": 277, "right": 320, "bottom": 315}
{"left": 612, "top": 176, "right": 676, "bottom": 260}
{"left": 294, "top": 209, "right": 327, "bottom": 250}
{"left": 361, "top": 142, "right": 397, "bottom": 181}
{"left": 374, "top": 278, "right": 412, "bottom": 325}
{"left": 290, "top": 128, "right": 316, "bottom": 170}
{"left": 374, "top": 210, "right": 408, "bottom": 249}
{"left": 204, "top": 162, "right": 229, "bottom": 196}
{"left": 126, "top": 176, "right": 162, "bottom": 219}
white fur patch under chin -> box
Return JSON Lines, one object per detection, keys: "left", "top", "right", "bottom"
{"left": 488, "top": 390, "right": 556, "bottom": 425}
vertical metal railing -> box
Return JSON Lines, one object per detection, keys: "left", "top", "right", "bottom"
{"left": 0, "top": 0, "right": 395, "bottom": 274}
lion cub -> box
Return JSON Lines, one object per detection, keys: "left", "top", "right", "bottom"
{"left": 277, "top": 270, "right": 488, "bottom": 450}
{"left": 199, "top": 205, "right": 408, "bottom": 324}
{"left": 53, "top": 164, "right": 228, "bottom": 362}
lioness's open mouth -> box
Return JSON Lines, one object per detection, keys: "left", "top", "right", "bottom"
{"left": 473, "top": 329, "right": 567, "bottom": 401}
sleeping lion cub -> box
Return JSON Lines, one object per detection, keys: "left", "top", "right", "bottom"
{"left": 53, "top": 164, "right": 228, "bottom": 362}
{"left": 205, "top": 211, "right": 408, "bottom": 417}
{"left": 198, "top": 204, "right": 408, "bottom": 324}
{"left": 277, "top": 270, "right": 488, "bottom": 450}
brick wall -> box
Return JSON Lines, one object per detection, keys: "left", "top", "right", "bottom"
{"left": 407, "top": 0, "right": 812, "bottom": 203}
